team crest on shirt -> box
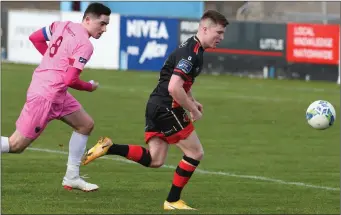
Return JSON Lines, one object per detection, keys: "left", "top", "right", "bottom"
{"left": 79, "top": 57, "right": 88, "bottom": 64}
{"left": 176, "top": 59, "right": 193, "bottom": 74}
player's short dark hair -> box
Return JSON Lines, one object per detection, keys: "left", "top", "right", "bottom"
{"left": 83, "top": 3, "right": 111, "bottom": 20}
{"left": 201, "top": 10, "right": 229, "bottom": 27}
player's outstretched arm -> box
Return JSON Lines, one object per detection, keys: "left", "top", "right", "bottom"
{"left": 64, "top": 67, "right": 97, "bottom": 92}
{"left": 28, "top": 28, "right": 49, "bottom": 55}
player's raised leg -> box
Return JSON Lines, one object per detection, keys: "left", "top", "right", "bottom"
{"left": 59, "top": 93, "right": 98, "bottom": 192}
{"left": 1, "top": 95, "right": 52, "bottom": 153}
{"left": 163, "top": 130, "right": 204, "bottom": 210}
{"left": 1, "top": 131, "right": 33, "bottom": 153}
{"left": 82, "top": 101, "right": 170, "bottom": 168}
{"left": 82, "top": 136, "right": 169, "bottom": 168}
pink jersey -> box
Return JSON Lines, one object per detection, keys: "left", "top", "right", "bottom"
{"left": 28, "top": 21, "right": 94, "bottom": 103}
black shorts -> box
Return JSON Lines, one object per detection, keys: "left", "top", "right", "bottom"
{"left": 144, "top": 102, "right": 194, "bottom": 144}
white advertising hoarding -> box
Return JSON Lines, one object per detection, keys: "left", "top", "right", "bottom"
{"left": 7, "top": 10, "right": 120, "bottom": 70}
{"left": 7, "top": 10, "right": 60, "bottom": 64}
{"left": 61, "top": 11, "right": 120, "bottom": 69}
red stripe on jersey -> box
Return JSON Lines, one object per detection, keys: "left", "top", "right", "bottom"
{"left": 171, "top": 79, "right": 193, "bottom": 109}
{"left": 174, "top": 69, "right": 192, "bottom": 81}
{"left": 193, "top": 42, "right": 200, "bottom": 54}
{"left": 172, "top": 99, "right": 180, "bottom": 108}
{"left": 183, "top": 80, "right": 192, "bottom": 93}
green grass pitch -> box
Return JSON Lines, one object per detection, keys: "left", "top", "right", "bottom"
{"left": 1, "top": 62, "right": 339, "bottom": 214}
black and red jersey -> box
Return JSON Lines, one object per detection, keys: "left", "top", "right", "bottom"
{"left": 147, "top": 36, "right": 205, "bottom": 108}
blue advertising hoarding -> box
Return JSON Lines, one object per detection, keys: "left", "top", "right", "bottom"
{"left": 120, "top": 15, "right": 179, "bottom": 71}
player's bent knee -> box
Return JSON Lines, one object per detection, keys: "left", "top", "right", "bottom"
{"left": 86, "top": 119, "right": 95, "bottom": 133}
{"left": 9, "top": 142, "right": 25, "bottom": 153}
{"left": 76, "top": 118, "right": 94, "bottom": 135}
{"left": 147, "top": 137, "right": 168, "bottom": 168}
{"left": 8, "top": 136, "right": 31, "bottom": 153}
{"left": 196, "top": 149, "right": 204, "bottom": 160}
{"left": 186, "top": 149, "right": 204, "bottom": 161}
{"left": 149, "top": 160, "right": 164, "bottom": 168}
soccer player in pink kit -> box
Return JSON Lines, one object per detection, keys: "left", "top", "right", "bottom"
{"left": 1, "top": 3, "right": 111, "bottom": 192}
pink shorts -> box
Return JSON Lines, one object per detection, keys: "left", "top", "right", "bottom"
{"left": 16, "top": 92, "right": 81, "bottom": 139}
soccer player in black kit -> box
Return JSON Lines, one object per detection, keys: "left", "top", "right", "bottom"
{"left": 82, "top": 10, "right": 228, "bottom": 210}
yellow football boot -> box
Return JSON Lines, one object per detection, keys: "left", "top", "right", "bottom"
{"left": 163, "top": 200, "right": 196, "bottom": 210}
{"left": 82, "top": 137, "right": 113, "bottom": 165}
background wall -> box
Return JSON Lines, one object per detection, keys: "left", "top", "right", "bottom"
{"left": 60, "top": 1, "right": 204, "bottom": 19}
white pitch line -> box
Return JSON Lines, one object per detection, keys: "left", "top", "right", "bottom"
{"left": 98, "top": 85, "right": 313, "bottom": 104}
{"left": 27, "top": 147, "right": 339, "bottom": 192}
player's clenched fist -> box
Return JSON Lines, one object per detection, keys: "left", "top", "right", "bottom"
{"left": 190, "top": 108, "right": 202, "bottom": 122}
{"left": 89, "top": 80, "right": 99, "bottom": 92}
{"left": 194, "top": 101, "right": 204, "bottom": 113}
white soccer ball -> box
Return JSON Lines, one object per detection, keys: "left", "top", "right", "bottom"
{"left": 306, "top": 100, "right": 336, "bottom": 130}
